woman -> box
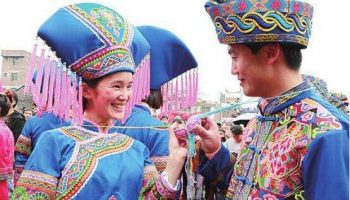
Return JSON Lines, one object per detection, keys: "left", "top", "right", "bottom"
{"left": 12, "top": 3, "right": 186, "bottom": 199}
{"left": 0, "top": 93, "right": 14, "bottom": 199}
{"left": 115, "top": 25, "right": 198, "bottom": 173}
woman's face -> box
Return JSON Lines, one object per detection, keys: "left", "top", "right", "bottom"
{"left": 85, "top": 72, "right": 133, "bottom": 121}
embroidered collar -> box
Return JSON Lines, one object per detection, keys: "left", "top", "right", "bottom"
{"left": 82, "top": 118, "right": 116, "bottom": 134}
{"left": 258, "top": 81, "right": 314, "bottom": 116}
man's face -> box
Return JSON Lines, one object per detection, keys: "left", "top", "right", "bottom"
{"left": 161, "top": 117, "right": 168, "bottom": 124}
{"left": 24, "top": 110, "right": 33, "bottom": 119}
{"left": 228, "top": 44, "right": 270, "bottom": 97}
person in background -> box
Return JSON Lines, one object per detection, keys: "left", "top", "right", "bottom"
{"left": 4, "top": 90, "right": 25, "bottom": 143}
{"left": 160, "top": 115, "right": 169, "bottom": 125}
{"left": 0, "top": 93, "right": 14, "bottom": 199}
{"left": 223, "top": 125, "right": 243, "bottom": 158}
{"left": 23, "top": 107, "right": 34, "bottom": 120}
{"left": 115, "top": 25, "right": 198, "bottom": 173}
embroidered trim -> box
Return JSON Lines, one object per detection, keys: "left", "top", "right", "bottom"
{"left": 56, "top": 128, "right": 133, "bottom": 199}
{"left": 15, "top": 135, "right": 32, "bottom": 156}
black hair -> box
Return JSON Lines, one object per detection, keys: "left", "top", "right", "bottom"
{"left": 244, "top": 43, "right": 302, "bottom": 71}
{"left": 5, "top": 89, "right": 19, "bottom": 108}
{"left": 142, "top": 89, "right": 163, "bottom": 110}
{"left": 230, "top": 125, "right": 243, "bottom": 135}
{"left": 82, "top": 77, "right": 104, "bottom": 111}
{"left": 0, "top": 94, "right": 11, "bottom": 117}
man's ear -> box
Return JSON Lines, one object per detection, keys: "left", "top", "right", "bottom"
{"left": 264, "top": 43, "right": 281, "bottom": 65}
{"left": 82, "top": 82, "right": 92, "bottom": 100}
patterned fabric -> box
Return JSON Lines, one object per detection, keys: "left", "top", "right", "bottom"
{"left": 13, "top": 170, "right": 58, "bottom": 200}
{"left": 150, "top": 156, "right": 168, "bottom": 173}
{"left": 56, "top": 127, "right": 134, "bottom": 199}
{"left": 0, "top": 120, "right": 14, "bottom": 199}
{"left": 328, "top": 92, "right": 350, "bottom": 115}
{"left": 205, "top": 0, "right": 313, "bottom": 48}
{"left": 14, "top": 112, "right": 70, "bottom": 185}
{"left": 38, "top": 3, "right": 135, "bottom": 80}
{"left": 13, "top": 123, "right": 179, "bottom": 199}
{"left": 15, "top": 135, "right": 31, "bottom": 156}
{"left": 199, "top": 81, "right": 349, "bottom": 199}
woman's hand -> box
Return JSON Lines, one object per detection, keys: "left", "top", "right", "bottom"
{"left": 165, "top": 123, "right": 188, "bottom": 187}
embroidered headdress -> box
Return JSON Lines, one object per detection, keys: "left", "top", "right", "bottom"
{"left": 137, "top": 26, "right": 198, "bottom": 114}
{"left": 24, "top": 3, "right": 150, "bottom": 124}
{"left": 205, "top": 0, "right": 313, "bottom": 48}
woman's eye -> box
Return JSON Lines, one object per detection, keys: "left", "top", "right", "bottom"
{"left": 113, "top": 85, "right": 121, "bottom": 89}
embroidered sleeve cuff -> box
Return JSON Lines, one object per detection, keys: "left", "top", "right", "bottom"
{"left": 160, "top": 170, "right": 181, "bottom": 191}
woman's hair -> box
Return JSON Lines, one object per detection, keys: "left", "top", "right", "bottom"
{"left": 82, "top": 77, "right": 104, "bottom": 111}
{"left": 0, "top": 94, "right": 11, "bottom": 117}
{"left": 5, "top": 89, "right": 18, "bottom": 108}
{"left": 142, "top": 89, "right": 163, "bottom": 110}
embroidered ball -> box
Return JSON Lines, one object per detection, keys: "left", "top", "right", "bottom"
{"left": 174, "top": 127, "right": 188, "bottom": 140}
{"left": 186, "top": 115, "right": 201, "bottom": 132}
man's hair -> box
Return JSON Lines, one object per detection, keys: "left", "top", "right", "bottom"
{"left": 161, "top": 115, "right": 168, "bottom": 120}
{"left": 0, "top": 94, "right": 11, "bottom": 117}
{"left": 245, "top": 43, "right": 302, "bottom": 71}
{"left": 230, "top": 125, "right": 243, "bottom": 135}
{"left": 142, "top": 89, "right": 163, "bottom": 110}
{"left": 5, "top": 89, "right": 19, "bottom": 108}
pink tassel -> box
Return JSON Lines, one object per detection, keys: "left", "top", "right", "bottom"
{"left": 195, "top": 68, "right": 199, "bottom": 103}
{"left": 184, "top": 73, "right": 188, "bottom": 108}
{"left": 0, "top": 81, "right": 4, "bottom": 93}
{"left": 24, "top": 43, "right": 38, "bottom": 95}
{"left": 189, "top": 70, "right": 193, "bottom": 107}
{"left": 47, "top": 61, "right": 56, "bottom": 113}
{"left": 33, "top": 49, "right": 46, "bottom": 106}
{"left": 63, "top": 70, "right": 71, "bottom": 122}
{"left": 164, "top": 83, "right": 169, "bottom": 113}
{"left": 70, "top": 73, "right": 77, "bottom": 123}
{"left": 181, "top": 74, "right": 184, "bottom": 110}
{"left": 59, "top": 67, "right": 68, "bottom": 119}
{"left": 53, "top": 65, "right": 62, "bottom": 116}
{"left": 175, "top": 78, "right": 179, "bottom": 111}
{"left": 40, "top": 60, "right": 52, "bottom": 110}
{"left": 77, "top": 78, "right": 83, "bottom": 125}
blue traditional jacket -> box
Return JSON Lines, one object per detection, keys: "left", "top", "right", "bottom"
{"left": 12, "top": 120, "right": 177, "bottom": 199}
{"left": 199, "top": 81, "right": 349, "bottom": 200}
{"left": 14, "top": 112, "right": 71, "bottom": 183}
{"left": 115, "top": 104, "right": 169, "bottom": 172}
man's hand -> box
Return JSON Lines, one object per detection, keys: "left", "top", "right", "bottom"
{"left": 192, "top": 117, "right": 221, "bottom": 154}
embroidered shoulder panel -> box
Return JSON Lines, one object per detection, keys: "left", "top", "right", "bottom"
{"left": 56, "top": 132, "right": 133, "bottom": 199}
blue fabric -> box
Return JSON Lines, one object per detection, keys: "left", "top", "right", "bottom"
{"left": 198, "top": 144, "right": 233, "bottom": 190}
{"left": 302, "top": 130, "right": 349, "bottom": 200}
{"left": 137, "top": 26, "right": 198, "bottom": 89}
{"left": 38, "top": 7, "right": 105, "bottom": 67}
{"left": 115, "top": 104, "right": 169, "bottom": 158}
{"left": 15, "top": 112, "right": 71, "bottom": 168}
{"left": 131, "top": 28, "right": 151, "bottom": 67}
{"left": 20, "top": 122, "right": 152, "bottom": 199}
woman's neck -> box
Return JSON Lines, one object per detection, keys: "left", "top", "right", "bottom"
{"left": 83, "top": 112, "right": 112, "bottom": 133}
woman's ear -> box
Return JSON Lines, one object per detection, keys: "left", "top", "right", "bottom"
{"left": 82, "top": 83, "right": 92, "bottom": 100}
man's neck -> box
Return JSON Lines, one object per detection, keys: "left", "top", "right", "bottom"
{"left": 264, "top": 69, "right": 303, "bottom": 98}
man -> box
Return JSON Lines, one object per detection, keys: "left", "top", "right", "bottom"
{"left": 23, "top": 107, "right": 33, "bottom": 120}
{"left": 5, "top": 89, "right": 25, "bottom": 142}
{"left": 192, "top": 0, "right": 349, "bottom": 199}
{"left": 223, "top": 125, "right": 243, "bottom": 157}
